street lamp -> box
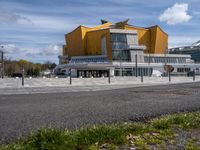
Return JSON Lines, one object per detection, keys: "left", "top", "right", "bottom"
{"left": 117, "top": 52, "right": 122, "bottom": 77}
{"left": 0, "top": 46, "right": 4, "bottom": 79}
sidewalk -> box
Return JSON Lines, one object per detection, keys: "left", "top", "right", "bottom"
{"left": 0, "top": 76, "right": 199, "bottom": 95}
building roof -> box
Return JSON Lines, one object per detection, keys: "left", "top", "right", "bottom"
{"left": 65, "top": 20, "right": 167, "bottom": 36}
{"left": 192, "top": 40, "right": 200, "bottom": 46}
{"left": 169, "top": 40, "right": 200, "bottom": 50}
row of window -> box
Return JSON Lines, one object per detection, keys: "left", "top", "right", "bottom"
{"left": 77, "top": 70, "right": 109, "bottom": 78}
{"left": 111, "top": 42, "right": 127, "bottom": 50}
{"left": 114, "top": 68, "right": 153, "bottom": 76}
{"left": 112, "top": 50, "right": 130, "bottom": 61}
{"left": 144, "top": 57, "right": 186, "bottom": 64}
{"left": 177, "top": 68, "right": 191, "bottom": 73}
{"left": 70, "top": 57, "right": 109, "bottom": 63}
{"left": 111, "top": 33, "right": 138, "bottom": 51}
{"left": 170, "top": 49, "right": 200, "bottom": 63}
{"left": 111, "top": 33, "right": 127, "bottom": 42}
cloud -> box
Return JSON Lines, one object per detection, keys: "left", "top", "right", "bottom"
{"left": 169, "top": 36, "right": 200, "bottom": 48}
{"left": 0, "top": 9, "right": 33, "bottom": 25}
{"left": 27, "top": 15, "right": 76, "bottom": 31}
{"left": 26, "top": 44, "right": 62, "bottom": 57}
{"left": 41, "top": 44, "right": 62, "bottom": 56}
{"left": 159, "top": 3, "right": 192, "bottom": 25}
{"left": 24, "top": 44, "right": 62, "bottom": 63}
{"left": 0, "top": 43, "right": 61, "bottom": 63}
{"left": 0, "top": 44, "right": 20, "bottom": 53}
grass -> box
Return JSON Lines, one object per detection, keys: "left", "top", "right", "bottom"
{"left": 1, "top": 111, "right": 200, "bottom": 150}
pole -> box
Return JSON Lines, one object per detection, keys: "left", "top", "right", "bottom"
{"left": 1, "top": 51, "right": 4, "bottom": 79}
{"left": 193, "top": 69, "right": 195, "bottom": 81}
{"left": 141, "top": 70, "right": 143, "bottom": 83}
{"left": 120, "top": 56, "right": 122, "bottom": 77}
{"left": 69, "top": 68, "right": 72, "bottom": 85}
{"left": 108, "top": 69, "right": 111, "bottom": 84}
{"left": 169, "top": 72, "right": 171, "bottom": 82}
{"left": 148, "top": 53, "right": 150, "bottom": 77}
{"left": 22, "top": 68, "right": 24, "bottom": 86}
{"left": 135, "top": 54, "right": 138, "bottom": 77}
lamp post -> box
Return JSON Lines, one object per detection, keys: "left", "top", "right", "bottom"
{"left": 69, "top": 68, "right": 72, "bottom": 85}
{"left": 0, "top": 46, "right": 4, "bottom": 79}
{"left": 117, "top": 53, "right": 123, "bottom": 77}
{"left": 108, "top": 69, "right": 111, "bottom": 84}
{"left": 147, "top": 52, "right": 150, "bottom": 76}
{"left": 120, "top": 56, "right": 122, "bottom": 77}
{"left": 22, "top": 68, "right": 24, "bottom": 86}
{"left": 135, "top": 54, "right": 138, "bottom": 77}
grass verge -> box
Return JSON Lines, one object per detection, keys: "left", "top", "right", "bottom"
{"left": 1, "top": 111, "right": 200, "bottom": 150}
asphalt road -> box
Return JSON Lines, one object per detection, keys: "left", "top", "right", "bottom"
{"left": 0, "top": 82, "right": 200, "bottom": 143}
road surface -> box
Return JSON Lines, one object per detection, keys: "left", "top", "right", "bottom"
{"left": 0, "top": 82, "right": 200, "bottom": 143}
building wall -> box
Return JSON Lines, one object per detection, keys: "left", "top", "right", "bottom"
{"left": 65, "top": 26, "right": 86, "bottom": 57}
{"left": 124, "top": 26, "right": 151, "bottom": 53}
{"left": 63, "top": 45, "right": 68, "bottom": 56}
{"left": 124, "top": 25, "right": 168, "bottom": 54}
{"left": 169, "top": 47, "right": 200, "bottom": 63}
{"left": 64, "top": 22, "right": 168, "bottom": 59}
{"left": 86, "top": 29, "right": 112, "bottom": 60}
{"left": 150, "top": 26, "right": 168, "bottom": 54}
{"left": 65, "top": 23, "right": 112, "bottom": 57}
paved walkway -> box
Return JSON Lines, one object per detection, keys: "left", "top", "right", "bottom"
{"left": 0, "top": 76, "right": 199, "bottom": 95}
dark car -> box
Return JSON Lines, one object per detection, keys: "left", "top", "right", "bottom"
{"left": 187, "top": 71, "right": 195, "bottom": 77}
{"left": 11, "top": 73, "right": 23, "bottom": 78}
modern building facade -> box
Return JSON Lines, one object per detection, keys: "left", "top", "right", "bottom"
{"left": 169, "top": 41, "right": 200, "bottom": 63}
{"left": 62, "top": 20, "right": 168, "bottom": 60}
{"left": 57, "top": 20, "right": 199, "bottom": 77}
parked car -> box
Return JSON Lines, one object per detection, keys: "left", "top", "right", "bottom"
{"left": 187, "top": 71, "right": 195, "bottom": 77}
{"left": 11, "top": 73, "right": 22, "bottom": 78}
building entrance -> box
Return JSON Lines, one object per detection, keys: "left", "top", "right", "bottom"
{"left": 77, "top": 70, "right": 109, "bottom": 78}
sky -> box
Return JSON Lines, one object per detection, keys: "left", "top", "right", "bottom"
{"left": 0, "top": 0, "right": 199, "bottom": 64}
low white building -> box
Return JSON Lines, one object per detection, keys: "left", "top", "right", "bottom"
{"left": 56, "top": 53, "right": 200, "bottom": 77}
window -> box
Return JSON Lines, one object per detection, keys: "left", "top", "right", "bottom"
{"left": 177, "top": 68, "right": 191, "bottom": 72}
{"left": 112, "top": 50, "right": 130, "bottom": 61}
{"left": 111, "top": 33, "right": 130, "bottom": 61}
{"left": 114, "top": 68, "right": 153, "bottom": 76}
{"left": 111, "top": 33, "right": 127, "bottom": 42}
{"left": 111, "top": 33, "right": 127, "bottom": 50}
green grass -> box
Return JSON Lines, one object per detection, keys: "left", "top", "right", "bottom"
{"left": 1, "top": 111, "right": 200, "bottom": 150}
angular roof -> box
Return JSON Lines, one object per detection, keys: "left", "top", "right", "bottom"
{"left": 192, "top": 40, "right": 200, "bottom": 46}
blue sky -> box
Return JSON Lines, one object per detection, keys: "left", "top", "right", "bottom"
{"left": 0, "top": 0, "right": 199, "bottom": 63}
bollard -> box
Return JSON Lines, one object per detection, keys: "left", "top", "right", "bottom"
{"left": 22, "top": 68, "right": 24, "bottom": 86}
{"left": 141, "top": 72, "right": 143, "bottom": 83}
{"left": 193, "top": 70, "right": 195, "bottom": 81}
{"left": 108, "top": 70, "right": 111, "bottom": 84}
{"left": 69, "top": 69, "right": 72, "bottom": 85}
{"left": 169, "top": 72, "right": 171, "bottom": 82}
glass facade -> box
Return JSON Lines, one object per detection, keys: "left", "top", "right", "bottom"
{"left": 111, "top": 33, "right": 131, "bottom": 61}
{"left": 169, "top": 46, "right": 200, "bottom": 63}
{"left": 112, "top": 50, "right": 130, "bottom": 61}
{"left": 114, "top": 67, "right": 153, "bottom": 76}
{"left": 181, "top": 50, "right": 200, "bottom": 63}
{"left": 177, "top": 68, "right": 191, "bottom": 73}
{"left": 70, "top": 57, "right": 109, "bottom": 63}
{"left": 144, "top": 56, "right": 187, "bottom": 64}
{"left": 77, "top": 70, "right": 109, "bottom": 78}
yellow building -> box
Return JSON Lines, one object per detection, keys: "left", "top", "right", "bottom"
{"left": 57, "top": 21, "right": 198, "bottom": 78}
{"left": 63, "top": 20, "right": 168, "bottom": 61}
